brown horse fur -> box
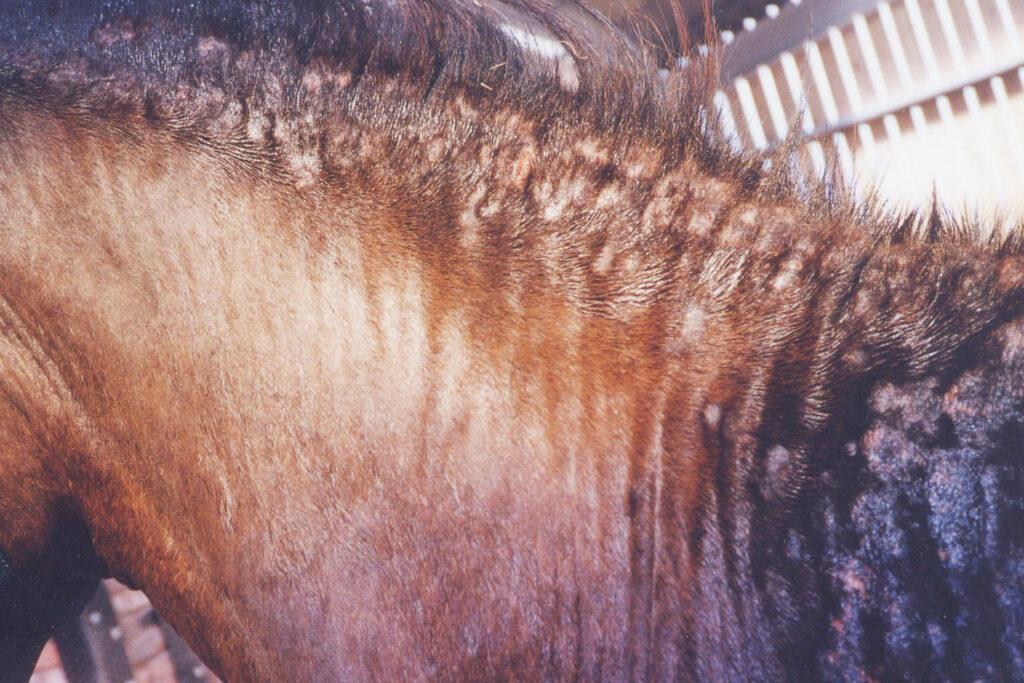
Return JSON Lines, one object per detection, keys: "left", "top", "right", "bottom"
{"left": 1, "top": 0, "right": 1023, "bottom": 679}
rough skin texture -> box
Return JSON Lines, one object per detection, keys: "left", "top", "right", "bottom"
{"left": 0, "top": 1, "right": 1022, "bottom": 679}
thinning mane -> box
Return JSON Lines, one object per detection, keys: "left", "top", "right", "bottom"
{"left": 0, "top": 0, "right": 704, "bottom": 178}
{"left": 0, "top": 0, "right": 1016, "bottom": 242}
{"left": 1, "top": 0, "right": 1015, "bottom": 249}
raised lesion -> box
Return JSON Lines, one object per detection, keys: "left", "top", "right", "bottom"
{"left": 812, "top": 329, "right": 1024, "bottom": 678}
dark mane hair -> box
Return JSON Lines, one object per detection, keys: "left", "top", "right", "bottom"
{"left": 2, "top": 0, "right": 1017, "bottom": 250}
{"left": 0, "top": 1, "right": 708, "bottom": 175}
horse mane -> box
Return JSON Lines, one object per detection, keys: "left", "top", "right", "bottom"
{"left": 0, "top": 0, "right": 1018, "bottom": 250}
{"left": 0, "top": 1, "right": 697, "bottom": 179}
{"left": 3, "top": 0, "right": 1024, "bottom": 401}
{"left": 1, "top": 1, "right": 1022, "bottom": 377}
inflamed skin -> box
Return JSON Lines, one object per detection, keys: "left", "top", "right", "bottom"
{"left": 0, "top": 1, "right": 1022, "bottom": 679}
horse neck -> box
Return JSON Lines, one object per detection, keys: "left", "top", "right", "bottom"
{"left": 0, "top": 96, "right": 678, "bottom": 676}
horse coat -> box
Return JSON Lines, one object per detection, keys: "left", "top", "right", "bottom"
{"left": 1, "top": 0, "right": 1023, "bottom": 679}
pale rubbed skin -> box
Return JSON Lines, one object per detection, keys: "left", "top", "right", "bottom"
{"left": 0, "top": 101, "right": 643, "bottom": 678}
{"left": 1, "top": 1, "right": 1024, "bottom": 680}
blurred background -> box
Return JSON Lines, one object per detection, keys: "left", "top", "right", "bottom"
{"left": 30, "top": 0, "right": 1024, "bottom": 681}
{"left": 598, "top": 0, "right": 1024, "bottom": 226}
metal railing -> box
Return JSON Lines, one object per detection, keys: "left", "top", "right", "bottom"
{"left": 713, "top": 0, "right": 1024, "bottom": 223}
{"left": 31, "top": 581, "right": 216, "bottom": 683}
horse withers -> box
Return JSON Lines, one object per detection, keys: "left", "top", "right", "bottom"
{"left": 1, "top": 0, "right": 1023, "bottom": 679}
